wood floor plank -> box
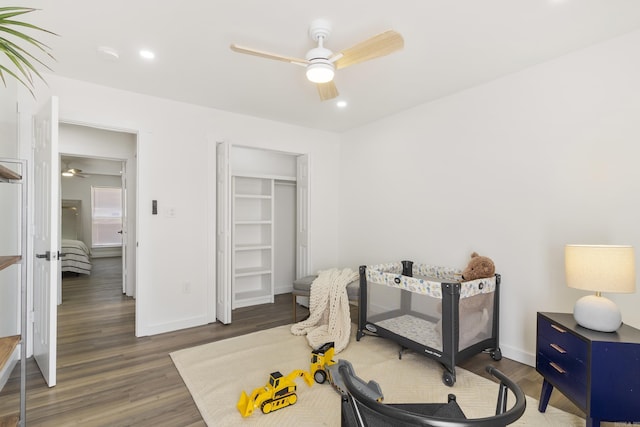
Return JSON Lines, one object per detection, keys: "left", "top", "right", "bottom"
{"left": 0, "top": 257, "right": 594, "bottom": 426}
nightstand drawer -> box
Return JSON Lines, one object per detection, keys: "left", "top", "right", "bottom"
{"left": 537, "top": 351, "right": 587, "bottom": 408}
{"left": 537, "top": 333, "right": 587, "bottom": 378}
{"left": 538, "top": 317, "right": 587, "bottom": 358}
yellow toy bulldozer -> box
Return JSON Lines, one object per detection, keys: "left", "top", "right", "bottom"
{"left": 310, "top": 341, "right": 336, "bottom": 384}
{"left": 311, "top": 342, "right": 384, "bottom": 402}
{"left": 237, "top": 369, "right": 313, "bottom": 417}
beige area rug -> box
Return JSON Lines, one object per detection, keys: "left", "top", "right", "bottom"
{"left": 170, "top": 325, "right": 584, "bottom": 426}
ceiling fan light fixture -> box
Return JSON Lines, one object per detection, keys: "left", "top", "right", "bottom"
{"left": 62, "top": 171, "right": 74, "bottom": 177}
{"left": 306, "top": 61, "right": 335, "bottom": 83}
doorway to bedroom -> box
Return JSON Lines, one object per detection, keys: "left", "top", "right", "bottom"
{"left": 58, "top": 123, "right": 137, "bottom": 329}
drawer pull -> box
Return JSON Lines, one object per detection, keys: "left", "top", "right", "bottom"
{"left": 550, "top": 343, "right": 566, "bottom": 354}
{"left": 549, "top": 362, "right": 566, "bottom": 374}
{"left": 551, "top": 324, "right": 566, "bottom": 333}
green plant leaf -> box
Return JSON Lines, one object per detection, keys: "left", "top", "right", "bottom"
{"left": 0, "top": 63, "right": 34, "bottom": 95}
{"left": 1, "top": 23, "right": 55, "bottom": 51}
{"left": 0, "top": 6, "right": 56, "bottom": 93}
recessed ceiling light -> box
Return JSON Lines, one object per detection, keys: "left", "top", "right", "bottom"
{"left": 139, "top": 49, "right": 155, "bottom": 60}
{"left": 336, "top": 100, "right": 347, "bottom": 108}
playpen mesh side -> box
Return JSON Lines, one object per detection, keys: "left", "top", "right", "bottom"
{"left": 365, "top": 263, "right": 496, "bottom": 351}
{"left": 366, "top": 280, "right": 444, "bottom": 350}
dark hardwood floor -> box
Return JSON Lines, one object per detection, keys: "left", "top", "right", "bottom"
{"left": 0, "top": 257, "right": 591, "bottom": 426}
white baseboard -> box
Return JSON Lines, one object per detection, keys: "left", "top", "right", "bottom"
{"left": 275, "top": 285, "right": 293, "bottom": 295}
{"left": 137, "top": 315, "right": 208, "bottom": 337}
{"left": 500, "top": 343, "right": 535, "bottom": 367}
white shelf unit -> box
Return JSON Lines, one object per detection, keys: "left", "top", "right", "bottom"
{"left": 232, "top": 176, "right": 275, "bottom": 308}
{"left": 0, "top": 158, "right": 27, "bottom": 427}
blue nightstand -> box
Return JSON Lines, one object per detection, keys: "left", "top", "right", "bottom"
{"left": 536, "top": 312, "right": 640, "bottom": 427}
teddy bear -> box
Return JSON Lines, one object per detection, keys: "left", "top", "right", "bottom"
{"left": 435, "top": 252, "right": 496, "bottom": 349}
{"left": 462, "top": 252, "right": 495, "bottom": 282}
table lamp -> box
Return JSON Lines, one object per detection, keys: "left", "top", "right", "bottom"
{"left": 565, "top": 244, "right": 636, "bottom": 332}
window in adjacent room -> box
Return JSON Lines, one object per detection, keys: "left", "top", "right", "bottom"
{"left": 91, "top": 186, "right": 122, "bottom": 247}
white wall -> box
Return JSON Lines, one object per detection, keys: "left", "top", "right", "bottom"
{"left": 338, "top": 29, "right": 640, "bottom": 365}
{"left": 21, "top": 75, "right": 341, "bottom": 336}
{"left": 0, "top": 80, "right": 17, "bottom": 158}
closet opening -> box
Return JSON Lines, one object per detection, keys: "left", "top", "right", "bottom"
{"left": 216, "top": 143, "right": 309, "bottom": 324}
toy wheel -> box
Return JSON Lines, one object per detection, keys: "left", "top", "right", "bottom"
{"left": 314, "top": 369, "right": 327, "bottom": 384}
{"left": 491, "top": 348, "right": 502, "bottom": 361}
{"left": 442, "top": 371, "right": 455, "bottom": 387}
{"left": 261, "top": 400, "right": 273, "bottom": 414}
{"left": 289, "top": 394, "right": 297, "bottom": 405}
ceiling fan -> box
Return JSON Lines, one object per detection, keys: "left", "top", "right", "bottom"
{"left": 61, "top": 162, "right": 89, "bottom": 178}
{"left": 230, "top": 19, "right": 404, "bottom": 101}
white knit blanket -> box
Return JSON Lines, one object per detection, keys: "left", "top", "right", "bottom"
{"left": 290, "top": 268, "right": 359, "bottom": 353}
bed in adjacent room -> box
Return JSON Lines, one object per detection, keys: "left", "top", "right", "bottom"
{"left": 61, "top": 239, "right": 92, "bottom": 275}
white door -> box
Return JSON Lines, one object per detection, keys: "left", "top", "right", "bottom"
{"left": 33, "top": 97, "right": 59, "bottom": 387}
{"left": 216, "top": 141, "right": 232, "bottom": 324}
{"left": 296, "top": 154, "right": 310, "bottom": 277}
{"left": 120, "top": 160, "right": 128, "bottom": 294}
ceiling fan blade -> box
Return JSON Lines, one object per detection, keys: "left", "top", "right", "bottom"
{"left": 317, "top": 81, "right": 339, "bottom": 101}
{"left": 334, "top": 30, "right": 404, "bottom": 70}
{"left": 63, "top": 167, "right": 90, "bottom": 178}
{"left": 230, "top": 44, "right": 307, "bottom": 66}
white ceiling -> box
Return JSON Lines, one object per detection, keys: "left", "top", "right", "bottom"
{"left": 25, "top": 0, "right": 640, "bottom": 132}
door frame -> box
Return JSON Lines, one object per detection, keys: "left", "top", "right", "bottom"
{"left": 56, "top": 117, "right": 144, "bottom": 336}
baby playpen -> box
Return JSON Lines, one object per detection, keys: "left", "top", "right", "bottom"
{"left": 357, "top": 260, "right": 501, "bottom": 386}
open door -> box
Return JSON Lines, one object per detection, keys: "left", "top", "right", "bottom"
{"left": 216, "top": 141, "right": 232, "bottom": 324}
{"left": 296, "top": 154, "right": 309, "bottom": 277}
{"left": 33, "top": 97, "right": 59, "bottom": 387}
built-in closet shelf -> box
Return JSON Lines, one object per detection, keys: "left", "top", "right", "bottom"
{"left": 235, "top": 267, "right": 272, "bottom": 277}
{"left": 235, "top": 194, "right": 272, "bottom": 200}
{"left": 234, "top": 291, "right": 273, "bottom": 308}
{"left": 234, "top": 220, "right": 272, "bottom": 225}
{"left": 0, "top": 256, "right": 21, "bottom": 272}
{"left": 235, "top": 244, "right": 271, "bottom": 251}
{"left": 231, "top": 175, "right": 275, "bottom": 309}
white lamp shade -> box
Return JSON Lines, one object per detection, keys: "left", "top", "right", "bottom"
{"left": 565, "top": 244, "right": 636, "bottom": 294}
{"left": 565, "top": 244, "right": 636, "bottom": 332}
